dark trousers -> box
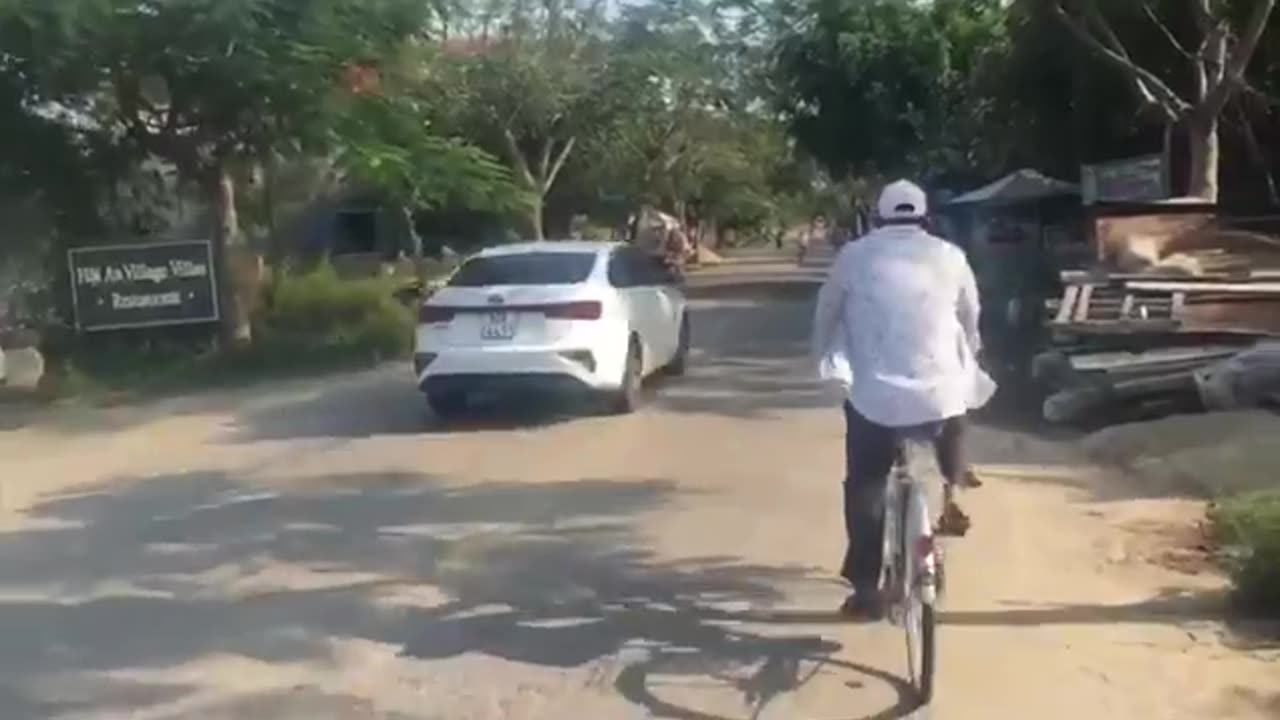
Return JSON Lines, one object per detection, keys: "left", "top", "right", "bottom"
{"left": 840, "top": 403, "right": 967, "bottom": 594}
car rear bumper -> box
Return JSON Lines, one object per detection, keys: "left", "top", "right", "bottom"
{"left": 414, "top": 347, "right": 622, "bottom": 394}
{"left": 420, "top": 372, "right": 602, "bottom": 399}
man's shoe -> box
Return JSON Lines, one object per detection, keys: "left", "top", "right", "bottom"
{"left": 838, "top": 592, "right": 885, "bottom": 622}
{"left": 937, "top": 501, "right": 971, "bottom": 537}
{"left": 962, "top": 470, "right": 984, "bottom": 489}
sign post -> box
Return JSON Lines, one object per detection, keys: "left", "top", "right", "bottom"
{"left": 67, "top": 240, "right": 220, "bottom": 332}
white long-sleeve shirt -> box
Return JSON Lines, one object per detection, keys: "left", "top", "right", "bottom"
{"left": 811, "top": 224, "right": 996, "bottom": 427}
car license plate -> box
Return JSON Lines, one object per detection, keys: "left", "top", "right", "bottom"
{"left": 481, "top": 311, "right": 516, "bottom": 340}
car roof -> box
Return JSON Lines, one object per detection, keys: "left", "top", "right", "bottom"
{"left": 473, "top": 241, "right": 624, "bottom": 258}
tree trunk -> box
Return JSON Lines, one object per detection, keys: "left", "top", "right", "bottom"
{"left": 212, "top": 163, "right": 253, "bottom": 347}
{"left": 501, "top": 130, "right": 571, "bottom": 243}
{"left": 401, "top": 204, "right": 426, "bottom": 284}
{"left": 522, "top": 196, "right": 545, "bottom": 241}
{"left": 262, "top": 155, "right": 281, "bottom": 266}
{"left": 627, "top": 210, "right": 641, "bottom": 243}
{"left": 1186, "top": 116, "right": 1221, "bottom": 203}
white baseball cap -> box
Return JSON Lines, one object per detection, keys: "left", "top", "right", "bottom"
{"left": 877, "top": 180, "right": 928, "bottom": 220}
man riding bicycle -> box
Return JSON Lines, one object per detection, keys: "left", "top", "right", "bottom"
{"left": 811, "top": 180, "right": 995, "bottom": 619}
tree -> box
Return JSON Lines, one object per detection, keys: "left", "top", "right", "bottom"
{"left": 1, "top": 0, "right": 428, "bottom": 344}
{"left": 592, "top": 3, "right": 733, "bottom": 219}
{"left": 564, "top": 0, "right": 818, "bottom": 243}
{"left": 770, "top": 0, "right": 1010, "bottom": 185}
{"left": 331, "top": 91, "right": 527, "bottom": 264}
{"left": 425, "top": 1, "right": 626, "bottom": 239}
{"left": 0, "top": 63, "right": 109, "bottom": 253}
{"left": 1046, "top": 0, "right": 1277, "bottom": 202}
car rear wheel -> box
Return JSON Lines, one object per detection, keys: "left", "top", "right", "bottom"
{"left": 609, "top": 338, "right": 643, "bottom": 415}
{"left": 666, "top": 314, "right": 690, "bottom": 376}
{"left": 427, "top": 391, "right": 468, "bottom": 421}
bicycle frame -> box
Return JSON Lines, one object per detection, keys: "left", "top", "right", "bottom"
{"left": 882, "top": 436, "right": 942, "bottom": 620}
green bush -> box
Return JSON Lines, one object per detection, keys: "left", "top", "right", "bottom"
{"left": 1208, "top": 491, "right": 1280, "bottom": 615}
{"left": 35, "top": 325, "right": 221, "bottom": 399}
{"left": 255, "top": 264, "right": 414, "bottom": 363}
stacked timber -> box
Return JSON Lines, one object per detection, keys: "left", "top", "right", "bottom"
{"left": 1037, "top": 262, "right": 1280, "bottom": 425}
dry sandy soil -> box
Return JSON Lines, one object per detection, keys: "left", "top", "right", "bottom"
{"left": 0, "top": 256, "right": 1276, "bottom": 720}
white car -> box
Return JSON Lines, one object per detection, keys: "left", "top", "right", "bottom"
{"left": 414, "top": 241, "right": 689, "bottom": 417}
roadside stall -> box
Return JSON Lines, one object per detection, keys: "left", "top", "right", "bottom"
{"left": 939, "top": 169, "right": 1086, "bottom": 377}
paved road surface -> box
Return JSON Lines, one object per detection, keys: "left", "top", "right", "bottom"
{"left": 0, "top": 257, "right": 1276, "bottom": 720}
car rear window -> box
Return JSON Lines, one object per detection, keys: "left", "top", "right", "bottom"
{"left": 448, "top": 252, "right": 597, "bottom": 287}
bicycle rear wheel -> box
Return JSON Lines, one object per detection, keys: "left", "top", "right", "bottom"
{"left": 899, "top": 476, "right": 937, "bottom": 705}
{"left": 905, "top": 595, "right": 936, "bottom": 704}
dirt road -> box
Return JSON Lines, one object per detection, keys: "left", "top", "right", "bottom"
{"left": 0, "top": 258, "right": 1276, "bottom": 720}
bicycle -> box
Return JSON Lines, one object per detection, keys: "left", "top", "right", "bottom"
{"left": 881, "top": 425, "right": 948, "bottom": 705}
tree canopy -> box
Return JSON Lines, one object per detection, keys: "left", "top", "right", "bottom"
{"left": 771, "top": 0, "right": 1011, "bottom": 185}
{"left": 769, "top": 0, "right": 1280, "bottom": 204}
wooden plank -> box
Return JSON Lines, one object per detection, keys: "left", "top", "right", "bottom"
{"left": 1055, "top": 320, "right": 1183, "bottom": 335}
{"left": 1089, "top": 298, "right": 1172, "bottom": 309}
{"left": 1125, "top": 280, "right": 1280, "bottom": 294}
{"left": 1042, "top": 371, "right": 1198, "bottom": 424}
{"left": 1098, "top": 357, "right": 1237, "bottom": 379}
{"left": 1073, "top": 284, "right": 1095, "bottom": 323}
{"left": 1061, "top": 269, "right": 1279, "bottom": 284}
{"left": 1061, "top": 268, "right": 1280, "bottom": 286}
{"left": 1111, "top": 370, "right": 1200, "bottom": 395}
{"left": 1055, "top": 285, "right": 1080, "bottom": 325}
{"left": 1185, "top": 293, "right": 1280, "bottom": 304}
{"left": 1068, "top": 345, "right": 1245, "bottom": 373}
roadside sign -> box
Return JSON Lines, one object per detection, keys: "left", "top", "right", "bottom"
{"left": 68, "top": 240, "right": 220, "bottom": 332}
{"left": 1081, "top": 154, "right": 1170, "bottom": 205}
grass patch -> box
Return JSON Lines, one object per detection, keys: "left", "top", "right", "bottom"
{"left": 257, "top": 264, "right": 414, "bottom": 360}
{"left": 1208, "top": 491, "right": 1280, "bottom": 616}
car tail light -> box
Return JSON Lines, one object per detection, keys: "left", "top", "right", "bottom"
{"left": 419, "top": 304, "right": 455, "bottom": 323}
{"left": 413, "top": 353, "right": 437, "bottom": 376}
{"left": 542, "top": 301, "right": 602, "bottom": 320}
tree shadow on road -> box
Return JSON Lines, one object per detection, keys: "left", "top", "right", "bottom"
{"left": 941, "top": 588, "right": 1224, "bottom": 627}
{"left": 939, "top": 588, "right": 1279, "bottom": 654}
{"left": 224, "top": 367, "right": 589, "bottom": 442}
{"left": 1221, "top": 687, "right": 1280, "bottom": 718}
{"left": 0, "top": 469, "right": 912, "bottom": 719}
